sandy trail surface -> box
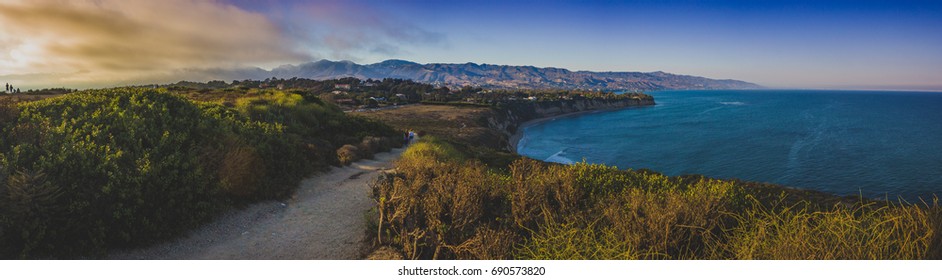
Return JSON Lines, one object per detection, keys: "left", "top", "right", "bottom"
{"left": 110, "top": 147, "right": 404, "bottom": 260}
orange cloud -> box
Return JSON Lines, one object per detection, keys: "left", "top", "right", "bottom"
{"left": 0, "top": 0, "right": 311, "bottom": 88}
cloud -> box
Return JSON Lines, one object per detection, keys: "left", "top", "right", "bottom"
{"left": 0, "top": 0, "right": 312, "bottom": 88}
{"left": 0, "top": 0, "right": 448, "bottom": 88}
{"left": 285, "top": 0, "right": 446, "bottom": 59}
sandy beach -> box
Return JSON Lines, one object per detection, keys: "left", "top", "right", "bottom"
{"left": 509, "top": 108, "right": 633, "bottom": 153}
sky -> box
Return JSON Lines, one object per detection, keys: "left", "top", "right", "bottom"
{"left": 1, "top": 0, "right": 940, "bottom": 90}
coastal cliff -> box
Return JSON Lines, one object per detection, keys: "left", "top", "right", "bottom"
{"left": 359, "top": 94, "right": 938, "bottom": 261}
{"left": 354, "top": 95, "right": 655, "bottom": 154}
{"left": 486, "top": 96, "right": 656, "bottom": 151}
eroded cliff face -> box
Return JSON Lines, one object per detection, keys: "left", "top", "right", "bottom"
{"left": 486, "top": 98, "right": 655, "bottom": 152}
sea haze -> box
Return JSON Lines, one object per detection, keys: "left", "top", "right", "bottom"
{"left": 516, "top": 90, "right": 942, "bottom": 199}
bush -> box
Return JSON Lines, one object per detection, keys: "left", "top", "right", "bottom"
{"left": 716, "top": 197, "right": 938, "bottom": 259}
{"left": 373, "top": 138, "right": 941, "bottom": 260}
{"left": 373, "top": 137, "right": 512, "bottom": 259}
{"left": 0, "top": 88, "right": 402, "bottom": 258}
{"left": 0, "top": 89, "right": 223, "bottom": 258}
{"left": 217, "top": 144, "right": 265, "bottom": 198}
{"left": 357, "top": 136, "right": 381, "bottom": 159}
{"left": 337, "top": 145, "right": 361, "bottom": 166}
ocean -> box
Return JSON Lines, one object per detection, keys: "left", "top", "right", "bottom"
{"left": 516, "top": 90, "right": 942, "bottom": 199}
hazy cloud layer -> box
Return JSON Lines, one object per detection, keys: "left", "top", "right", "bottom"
{"left": 285, "top": 0, "right": 446, "bottom": 61}
{"left": 0, "top": 0, "right": 311, "bottom": 88}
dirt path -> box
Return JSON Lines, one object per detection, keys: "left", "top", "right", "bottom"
{"left": 110, "top": 147, "right": 405, "bottom": 260}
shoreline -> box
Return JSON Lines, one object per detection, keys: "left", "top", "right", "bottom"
{"left": 504, "top": 107, "right": 869, "bottom": 206}
{"left": 508, "top": 107, "right": 637, "bottom": 153}
{"left": 501, "top": 103, "right": 897, "bottom": 204}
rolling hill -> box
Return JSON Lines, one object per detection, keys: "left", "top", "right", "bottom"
{"left": 262, "top": 59, "right": 760, "bottom": 91}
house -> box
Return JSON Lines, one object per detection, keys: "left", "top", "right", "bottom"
{"left": 335, "top": 84, "right": 351, "bottom": 90}
{"left": 395, "top": 93, "right": 407, "bottom": 98}
{"left": 369, "top": 96, "right": 387, "bottom": 102}
{"left": 527, "top": 96, "right": 538, "bottom": 101}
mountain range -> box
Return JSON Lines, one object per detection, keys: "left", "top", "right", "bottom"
{"left": 239, "top": 59, "right": 761, "bottom": 91}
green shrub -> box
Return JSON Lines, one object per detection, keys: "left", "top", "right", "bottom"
{"left": 0, "top": 87, "right": 402, "bottom": 259}
{"left": 0, "top": 89, "right": 223, "bottom": 258}
{"left": 217, "top": 144, "right": 265, "bottom": 198}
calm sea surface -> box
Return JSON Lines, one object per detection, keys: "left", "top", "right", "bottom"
{"left": 516, "top": 90, "right": 942, "bottom": 199}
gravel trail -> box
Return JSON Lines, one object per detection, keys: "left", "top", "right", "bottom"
{"left": 110, "top": 147, "right": 404, "bottom": 260}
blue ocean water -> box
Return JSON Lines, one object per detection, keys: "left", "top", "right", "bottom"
{"left": 516, "top": 90, "right": 942, "bottom": 199}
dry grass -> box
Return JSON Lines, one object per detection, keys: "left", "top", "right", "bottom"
{"left": 354, "top": 105, "right": 506, "bottom": 149}
{"left": 359, "top": 103, "right": 941, "bottom": 260}
{"left": 337, "top": 144, "right": 361, "bottom": 166}
{"left": 0, "top": 94, "right": 64, "bottom": 104}
{"left": 371, "top": 137, "right": 941, "bottom": 260}
{"left": 717, "top": 197, "right": 940, "bottom": 259}
{"left": 372, "top": 137, "right": 513, "bottom": 259}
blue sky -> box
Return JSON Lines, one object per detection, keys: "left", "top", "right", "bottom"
{"left": 1, "top": 0, "right": 940, "bottom": 90}
{"left": 234, "top": 0, "right": 942, "bottom": 90}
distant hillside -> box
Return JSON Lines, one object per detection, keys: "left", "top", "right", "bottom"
{"left": 263, "top": 59, "right": 761, "bottom": 91}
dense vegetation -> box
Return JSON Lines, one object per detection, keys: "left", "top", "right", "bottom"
{"left": 371, "top": 137, "right": 942, "bottom": 259}
{"left": 162, "top": 78, "right": 650, "bottom": 111}
{"left": 4, "top": 78, "right": 934, "bottom": 260}
{"left": 0, "top": 88, "right": 402, "bottom": 259}
{"left": 167, "top": 77, "right": 435, "bottom": 109}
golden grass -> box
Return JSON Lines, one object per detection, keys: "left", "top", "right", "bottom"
{"left": 718, "top": 197, "right": 938, "bottom": 259}
{"left": 371, "top": 138, "right": 941, "bottom": 260}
